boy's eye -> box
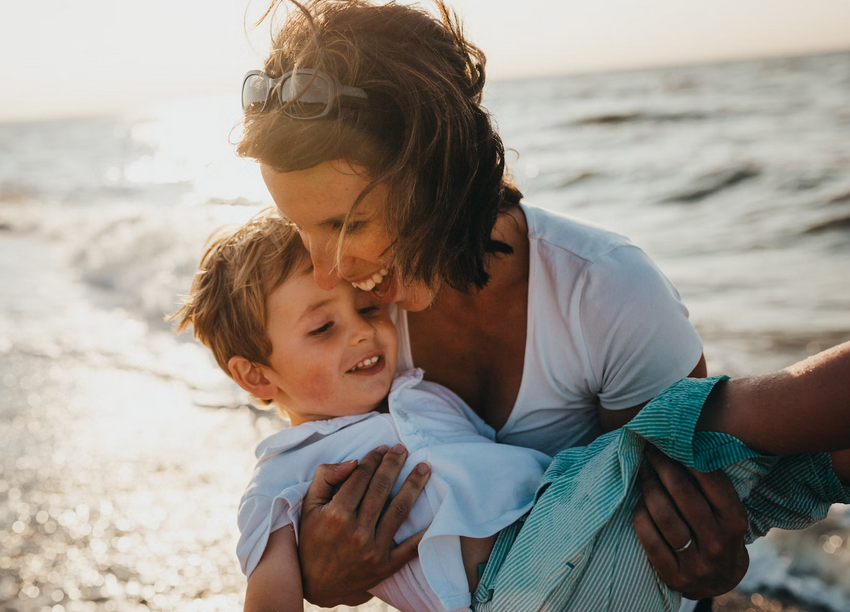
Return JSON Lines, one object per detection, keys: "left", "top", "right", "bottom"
{"left": 309, "top": 321, "right": 334, "bottom": 336}
{"left": 358, "top": 305, "right": 380, "bottom": 316}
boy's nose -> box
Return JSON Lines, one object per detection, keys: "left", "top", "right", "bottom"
{"left": 350, "top": 316, "right": 377, "bottom": 345}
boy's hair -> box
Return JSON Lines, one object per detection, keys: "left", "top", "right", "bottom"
{"left": 169, "top": 208, "right": 307, "bottom": 381}
{"left": 237, "top": 0, "right": 521, "bottom": 295}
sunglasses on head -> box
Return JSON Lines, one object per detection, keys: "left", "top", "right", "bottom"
{"left": 241, "top": 69, "right": 369, "bottom": 119}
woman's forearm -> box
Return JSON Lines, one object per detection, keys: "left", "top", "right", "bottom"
{"left": 697, "top": 341, "right": 850, "bottom": 455}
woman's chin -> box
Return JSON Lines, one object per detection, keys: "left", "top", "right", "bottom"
{"left": 396, "top": 294, "right": 434, "bottom": 312}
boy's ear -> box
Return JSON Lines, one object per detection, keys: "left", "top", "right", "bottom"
{"left": 228, "top": 356, "right": 279, "bottom": 401}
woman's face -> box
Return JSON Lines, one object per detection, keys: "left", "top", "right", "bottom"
{"left": 261, "top": 160, "right": 435, "bottom": 311}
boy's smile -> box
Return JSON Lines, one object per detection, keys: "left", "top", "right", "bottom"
{"left": 256, "top": 259, "right": 398, "bottom": 425}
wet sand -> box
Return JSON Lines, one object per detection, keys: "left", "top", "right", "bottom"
{"left": 0, "top": 227, "right": 834, "bottom": 612}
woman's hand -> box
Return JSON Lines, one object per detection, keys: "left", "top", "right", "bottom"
{"left": 633, "top": 444, "right": 750, "bottom": 600}
{"left": 297, "top": 444, "right": 431, "bottom": 607}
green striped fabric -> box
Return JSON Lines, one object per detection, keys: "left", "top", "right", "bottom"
{"left": 473, "top": 376, "right": 850, "bottom": 612}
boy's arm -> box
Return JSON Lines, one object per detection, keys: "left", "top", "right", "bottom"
{"left": 244, "top": 526, "right": 304, "bottom": 612}
{"left": 697, "top": 342, "right": 850, "bottom": 473}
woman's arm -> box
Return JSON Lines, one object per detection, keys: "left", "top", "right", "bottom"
{"left": 245, "top": 526, "right": 303, "bottom": 612}
{"left": 297, "top": 446, "right": 431, "bottom": 607}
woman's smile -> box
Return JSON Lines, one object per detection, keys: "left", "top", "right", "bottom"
{"left": 260, "top": 161, "right": 435, "bottom": 311}
{"left": 350, "top": 267, "right": 390, "bottom": 292}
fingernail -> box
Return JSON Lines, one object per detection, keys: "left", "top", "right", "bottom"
{"left": 416, "top": 462, "right": 431, "bottom": 475}
{"left": 375, "top": 445, "right": 390, "bottom": 454}
{"left": 391, "top": 443, "right": 406, "bottom": 454}
{"left": 344, "top": 459, "right": 358, "bottom": 466}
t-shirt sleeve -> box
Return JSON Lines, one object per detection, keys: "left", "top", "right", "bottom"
{"left": 579, "top": 245, "right": 703, "bottom": 411}
{"left": 236, "top": 483, "right": 311, "bottom": 578}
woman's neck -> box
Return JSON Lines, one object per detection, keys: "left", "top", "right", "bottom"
{"left": 406, "top": 207, "right": 530, "bottom": 425}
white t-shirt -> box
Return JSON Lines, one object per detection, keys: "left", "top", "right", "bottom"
{"left": 394, "top": 202, "right": 704, "bottom": 457}
{"left": 236, "top": 369, "right": 551, "bottom": 612}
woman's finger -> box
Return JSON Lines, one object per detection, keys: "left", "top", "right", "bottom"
{"left": 637, "top": 457, "right": 697, "bottom": 552}
{"left": 632, "top": 498, "right": 681, "bottom": 582}
{"left": 301, "top": 459, "right": 360, "bottom": 516}
{"left": 357, "top": 443, "right": 409, "bottom": 527}
{"left": 389, "top": 528, "right": 428, "bottom": 572}
{"left": 641, "top": 445, "right": 751, "bottom": 598}
{"left": 331, "top": 446, "right": 390, "bottom": 512}
{"left": 644, "top": 445, "right": 719, "bottom": 540}
{"left": 376, "top": 462, "right": 431, "bottom": 545}
{"left": 687, "top": 467, "right": 749, "bottom": 536}
{"left": 680, "top": 467, "right": 750, "bottom": 589}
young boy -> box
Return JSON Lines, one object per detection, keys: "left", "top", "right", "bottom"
{"left": 172, "top": 209, "right": 850, "bottom": 612}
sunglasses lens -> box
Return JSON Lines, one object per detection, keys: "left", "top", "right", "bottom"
{"left": 280, "top": 72, "right": 332, "bottom": 118}
{"left": 242, "top": 74, "right": 269, "bottom": 112}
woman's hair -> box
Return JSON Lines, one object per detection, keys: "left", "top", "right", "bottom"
{"left": 168, "top": 208, "right": 306, "bottom": 389}
{"left": 237, "top": 0, "right": 522, "bottom": 293}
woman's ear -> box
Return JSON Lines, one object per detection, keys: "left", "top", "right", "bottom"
{"left": 228, "top": 356, "right": 279, "bottom": 401}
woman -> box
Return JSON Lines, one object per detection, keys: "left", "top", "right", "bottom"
{"left": 237, "top": 0, "right": 748, "bottom": 608}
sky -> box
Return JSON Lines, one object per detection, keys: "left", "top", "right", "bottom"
{"left": 1, "top": 0, "right": 849, "bottom": 121}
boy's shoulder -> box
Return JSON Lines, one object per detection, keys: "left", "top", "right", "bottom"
{"left": 254, "top": 412, "right": 378, "bottom": 463}
{"left": 244, "top": 411, "right": 390, "bottom": 497}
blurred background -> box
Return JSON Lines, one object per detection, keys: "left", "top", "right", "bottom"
{"left": 1, "top": 1, "right": 849, "bottom": 611}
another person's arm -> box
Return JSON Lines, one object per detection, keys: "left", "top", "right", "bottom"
{"left": 697, "top": 341, "right": 850, "bottom": 479}
{"left": 297, "top": 446, "right": 431, "bottom": 607}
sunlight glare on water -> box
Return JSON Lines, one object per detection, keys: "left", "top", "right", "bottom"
{"left": 124, "top": 96, "right": 268, "bottom": 207}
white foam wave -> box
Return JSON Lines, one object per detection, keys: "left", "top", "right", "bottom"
{"left": 18, "top": 203, "right": 265, "bottom": 328}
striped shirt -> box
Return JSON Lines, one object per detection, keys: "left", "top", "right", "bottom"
{"left": 473, "top": 377, "right": 850, "bottom": 612}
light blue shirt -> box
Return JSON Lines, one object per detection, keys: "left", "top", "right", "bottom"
{"left": 236, "top": 369, "right": 551, "bottom": 612}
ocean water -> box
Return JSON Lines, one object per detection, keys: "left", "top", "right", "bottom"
{"left": 1, "top": 51, "right": 848, "bottom": 612}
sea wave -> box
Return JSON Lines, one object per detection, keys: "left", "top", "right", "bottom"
{"left": 570, "top": 110, "right": 711, "bottom": 126}
{"left": 662, "top": 167, "right": 761, "bottom": 203}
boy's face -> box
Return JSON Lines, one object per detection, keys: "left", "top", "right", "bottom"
{"left": 260, "top": 258, "right": 398, "bottom": 425}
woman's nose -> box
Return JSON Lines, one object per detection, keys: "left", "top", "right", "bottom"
{"left": 302, "top": 234, "right": 341, "bottom": 290}
{"left": 312, "top": 259, "right": 341, "bottom": 290}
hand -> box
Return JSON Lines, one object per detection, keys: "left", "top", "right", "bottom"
{"left": 297, "top": 444, "right": 431, "bottom": 607}
{"left": 633, "top": 444, "right": 749, "bottom": 600}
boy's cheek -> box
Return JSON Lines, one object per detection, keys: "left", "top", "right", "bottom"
{"left": 299, "top": 369, "right": 337, "bottom": 403}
